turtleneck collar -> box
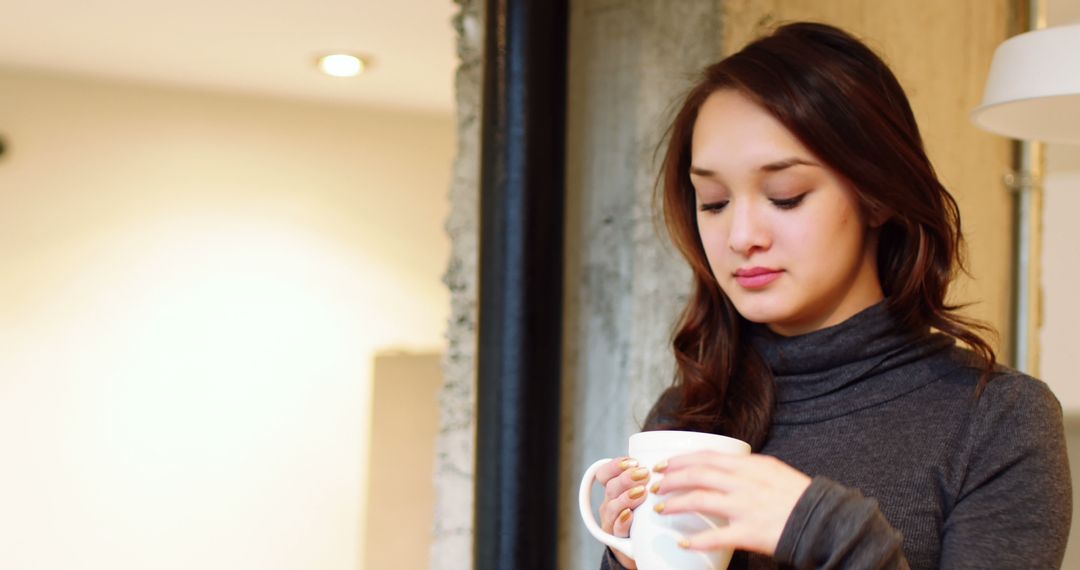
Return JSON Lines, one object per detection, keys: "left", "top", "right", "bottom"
{"left": 748, "top": 300, "right": 959, "bottom": 424}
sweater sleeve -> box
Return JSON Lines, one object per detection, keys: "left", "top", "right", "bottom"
{"left": 938, "top": 375, "right": 1071, "bottom": 569}
{"left": 774, "top": 477, "right": 910, "bottom": 569}
{"left": 600, "top": 547, "right": 631, "bottom": 570}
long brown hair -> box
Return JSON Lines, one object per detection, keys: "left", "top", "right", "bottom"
{"left": 657, "top": 22, "right": 997, "bottom": 450}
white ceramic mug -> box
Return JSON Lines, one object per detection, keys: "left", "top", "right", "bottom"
{"left": 578, "top": 430, "right": 751, "bottom": 570}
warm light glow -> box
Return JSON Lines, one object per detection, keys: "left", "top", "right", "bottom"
{"left": 317, "top": 54, "right": 366, "bottom": 78}
{"left": 0, "top": 212, "right": 446, "bottom": 567}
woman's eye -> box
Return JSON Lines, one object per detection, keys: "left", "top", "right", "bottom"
{"left": 699, "top": 201, "right": 729, "bottom": 213}
{"left": 771, "top": 193, "right": 807, "bottom": 210}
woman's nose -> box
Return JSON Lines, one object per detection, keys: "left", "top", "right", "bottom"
{"left": 727, "top": 203, "right": 771, "bottom": 255}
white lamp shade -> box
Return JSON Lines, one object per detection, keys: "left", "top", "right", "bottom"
{"left": 971, "top": 23, "right": 1080, "bottom": 144}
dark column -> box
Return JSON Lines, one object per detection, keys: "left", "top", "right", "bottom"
{"left": 474, "top": 0, "right": 568, "bottom": 568}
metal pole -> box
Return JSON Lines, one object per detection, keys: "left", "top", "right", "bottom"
{"left": 1010, "top": 0, "right": 1045, "bottom": 374}
{"left": 474, "top": 0, "right": 568, "bottom": 568}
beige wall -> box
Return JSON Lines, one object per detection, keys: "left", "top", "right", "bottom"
{"left": 1043, "top": 144, "right": 1080, "bottom": 411}
{"left": 364, "top": 352, "right": 442, "bottom": 570}
{"left": 1041, "top": 0, "right": 1080, "bottom": 411}
{"left": 723, "top": 0, "right": 1016, "bottom": 354}
{"left": 0, "top": 68, "right": 453, "bottom": 569}
{"left": 1041, "top": 0, "right": 1080, "bottom": 564}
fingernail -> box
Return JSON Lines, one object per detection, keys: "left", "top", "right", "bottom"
{"left": 653, "top": 460, "right": 668, "bottom": 473}
{"left": 629, "top": 485, "right": 645, "bottom": 500}
{"left": 630, "top": 468, "right": 649, "bottom": 481}
{"left": 653, "top": 502, "right": 665, "bottom": 513}
{"left": 618, "top": 508, "right": 632, "bottom": 523}
{"left": 678, "top": 538, "right": 690, "bottom": 549}
{"left": 619, "top": 458, "right": 639, "bottom": 470}
{"left": 649, "top": 481, "right": 661, "bottom": 494}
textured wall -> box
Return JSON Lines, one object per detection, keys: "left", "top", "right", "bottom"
{"left": 559, "top": 1, "right": 723, "bottom": 568}
{"left": 432, "top": 1, "right": 482, "bottom": 568}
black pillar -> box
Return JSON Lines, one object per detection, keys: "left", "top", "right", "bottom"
{"left": 474, "top": 0, "right": 568, "bottom": 568}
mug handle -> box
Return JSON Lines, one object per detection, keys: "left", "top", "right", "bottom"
{"left": 579, "top": 458, "right": 634, "bottom": 559}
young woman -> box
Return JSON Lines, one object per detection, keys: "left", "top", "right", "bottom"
{"left": 593, "top": 22, "right": 1071, "bottom": 569}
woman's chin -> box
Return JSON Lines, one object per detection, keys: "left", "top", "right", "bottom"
{"left": 729, "top": 299, "right": 796, "bottom": 327}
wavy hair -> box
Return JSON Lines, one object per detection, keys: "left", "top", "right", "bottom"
{"left": 656, "top": 22, "right": 997, "bottom": 450}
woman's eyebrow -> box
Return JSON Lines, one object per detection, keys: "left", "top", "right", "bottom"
{"left": 758, "top": 157, "right": 820, "bottom": 172}
{"left": 689, "top": 165, "right": 720, "bottom": 179}
{"left": 689, "top": 157, "right": 820, "bottom": 179}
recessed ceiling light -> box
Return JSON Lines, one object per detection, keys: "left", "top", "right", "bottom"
{"left": 316, "top": 54, "right": 367, "bottom": 78}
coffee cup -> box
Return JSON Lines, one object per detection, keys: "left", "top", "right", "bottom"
{"left": 578, "top": 430, "right": 751, "bottom": 570}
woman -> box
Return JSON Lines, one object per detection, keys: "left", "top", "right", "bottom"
{"left": 594, "top": 22, "right": 1071, "bottom": 569}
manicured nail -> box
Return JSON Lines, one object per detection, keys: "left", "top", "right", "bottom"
{"left": 653, "top": 502, "right": 665, "bottom": 513}
{"left": 678, "top": 538, "right": 690, "bottom": 549}
{"left": 630, "top": 468, "right": 649, "bottom": 481}
{"left": 653, "top": 460, "right": 668, "bottom": 473}
{"left": 619, "top": 458, "right": 639, "bottom": 470}
{"left": 629, "top": 486, "right": 645, "bottom": 500}
{"left": 618, "top": 508, "right": 632, "bottom": 523}
{"left": 650, "top": 481, "right": 661, "bottom": 494}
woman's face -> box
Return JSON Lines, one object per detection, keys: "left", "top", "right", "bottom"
{"left": 690, "top": 89, "right": 884, "bottom": 336}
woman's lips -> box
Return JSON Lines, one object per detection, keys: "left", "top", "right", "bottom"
{"left": 734, "top": 268, "right": 783, "bottom": 289}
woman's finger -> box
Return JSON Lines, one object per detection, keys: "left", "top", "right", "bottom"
{"left": 655, "top": 489, "right": 731, "bottom": 518}
{"left": 597, "top": 457, "right": 647, "bottom": 531}
{"left": 605, "top": 465, "right": 652, "bottom": 500}
{"left": 596, "top": 457, "right": 638, "bottom": 486}
{"left": 654, "top": 453, "right": 810, "bottom": 557}
{"left": 601, "top": 481, "right": 650, "bottom": 534}
{"left": 654, "top": 465, "right": 740, "bottom": 495}
{"left": 611, "top": 506, "right": 635, "bottom": 537}
{"left": 679, "top": 526, "right": 739, "bottom": 552}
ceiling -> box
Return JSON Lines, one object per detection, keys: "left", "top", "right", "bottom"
{"left": 0, "top": 0, "right": 458, "bottom": 113}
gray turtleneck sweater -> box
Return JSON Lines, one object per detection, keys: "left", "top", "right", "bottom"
{"left": 600, "top": 302, "right": 1071, "bottom": 569}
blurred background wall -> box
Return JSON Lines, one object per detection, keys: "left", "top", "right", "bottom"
{"left": 365, "top": 352, "right": 442, "bottom": 570}
{"left": 1042, "top": 0, "right": 1080, "bottom": 409}
{"left": 0, "top": 65, "right": 453, "bottom": 569}
{"left": 1041, "top": 1, "right": 1080, "bottom": 568}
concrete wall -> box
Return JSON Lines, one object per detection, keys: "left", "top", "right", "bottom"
{"left": 559, "top": 1, "right": 721, "bottom": 567}
{"left": 431, "top": 1, "right": 482, "bottom": 568}
{"left": 0, "top": 67, "right": 453, "bottom": 570}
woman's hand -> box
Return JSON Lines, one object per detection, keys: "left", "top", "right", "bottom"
{"left": 596, "top": 456, "right": 651, "bottom": 569}
{"left": 652, "top": 452, "right": 811, "bottom": 556}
